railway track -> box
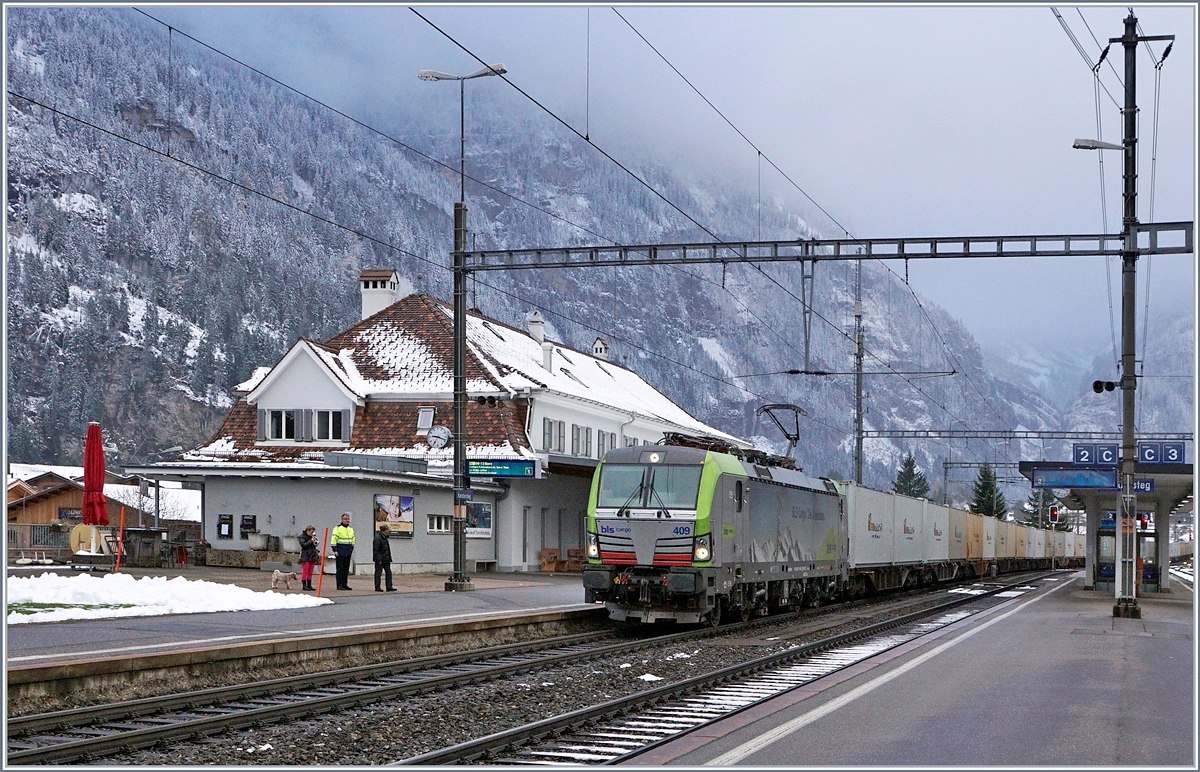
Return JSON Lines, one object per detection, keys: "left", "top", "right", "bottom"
{"left": 396, "top": 572, "right": 1056, "bottom": 766}
{"left": 5, "top": 575, "right": 1029, "bottom": 765}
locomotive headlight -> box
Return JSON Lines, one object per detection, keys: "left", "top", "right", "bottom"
{"left": 586, "top": 532, "right": 600, "bottom": 559}
{"left": 692, "top": 534, "right": 711, "bottom": 562}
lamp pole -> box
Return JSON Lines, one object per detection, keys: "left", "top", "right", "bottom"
{"left": 419, "top": 63, "right": 506, "bottom": 592}
{"left": 1075, "top": 12, "right": 1173, "bottom": 616}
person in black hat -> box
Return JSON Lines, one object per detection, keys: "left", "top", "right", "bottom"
{"left": 373, "top": 523, "right": 397, "bottom": 592}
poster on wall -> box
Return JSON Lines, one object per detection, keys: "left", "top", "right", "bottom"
{"left": 374, "top": 494, "right": 414, "bottom": 537}
{"left": 465, "top": 502, "right": 492, "bottom": 539}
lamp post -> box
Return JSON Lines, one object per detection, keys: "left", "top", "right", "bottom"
{"left": 1073, "top": 11, "right": 1173, "bottom": 617}
{"left": 419, "top": 63, "right": 506, "bottom": 592}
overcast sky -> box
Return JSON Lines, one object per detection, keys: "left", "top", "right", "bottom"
{"left": 149, "top": 3, "right": 1196, "bottom": 354}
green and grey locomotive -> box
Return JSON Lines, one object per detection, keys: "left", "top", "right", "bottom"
{"left": 582, "top": 439, "right": 845, "bottom": 625}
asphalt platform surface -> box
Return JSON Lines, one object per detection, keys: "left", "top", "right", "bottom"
{"left": 633, "top": 572, "right": 1195, "bottom": 767}
{"left": 6, "top": 564, "right": 590, "bottom": 666}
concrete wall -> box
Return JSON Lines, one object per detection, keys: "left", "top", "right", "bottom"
{"left": 201, "top": 476, "right": 494, "bottom": 575}
{"left": 495, "top": 473, "right": 590, "bottom": 571}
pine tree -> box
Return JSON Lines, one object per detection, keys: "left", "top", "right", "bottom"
{"left": 969, "top": 463, "right": 1007, "bottom": 518}
{"left": 892, "top": 453, "right": 931, "bottom": 499}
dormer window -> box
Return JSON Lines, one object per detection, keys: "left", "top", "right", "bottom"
{"left": 259, "top": 408, "right": 350, "bottom": 443}
{"left": 416, "top": 407, "right": 435, "bottom": 433}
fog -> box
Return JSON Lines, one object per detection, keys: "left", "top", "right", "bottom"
{"left": 149, "top": 4, "right": 1195, "bottom": 353}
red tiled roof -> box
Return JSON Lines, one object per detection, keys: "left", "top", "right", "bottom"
{"left": 195, "top": 397, "right": 530, "bottom": 461}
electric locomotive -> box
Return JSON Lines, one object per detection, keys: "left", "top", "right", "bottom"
{"left": 582, "top": 435, "right": 845, "bottom": 625}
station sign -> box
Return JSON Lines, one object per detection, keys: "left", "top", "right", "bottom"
{"left": 466, "top": 459, "right": 537, "bottom": 478}
{"left": 454, "top": 488, "right": 474, "bottom": 502}
{"left": 1074, "top": 443, "right": 1120, "bottom": 466}
{"left": 1031, "top": 467, "right": 1119, "bottom": 489}
{"left": 1133, "top": 479, "right": 1154, "bottom": 494}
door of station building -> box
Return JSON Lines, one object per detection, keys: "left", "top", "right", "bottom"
{"left": 1096, "top": 512, "right": 1159, "bottom": 593}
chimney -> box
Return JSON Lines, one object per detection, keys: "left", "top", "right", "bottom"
{"left": 592, "top": 337, "right": 609, "bottom": 361}
{"left": 360, "top": 269, "right": 399, "bottom": 319}
{"left": 542, "top": 341, "right": 553, "bottom": 372}
{"left": 527, "top": 310, "right": 545, "bottom": 343}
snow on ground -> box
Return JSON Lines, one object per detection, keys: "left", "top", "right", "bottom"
{"left": 6, "top": 571, "right": 330, "bottom": 624}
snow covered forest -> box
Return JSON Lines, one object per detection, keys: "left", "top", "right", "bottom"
{"left": 6, "top": 8, "right": 1192, "bottom": 497}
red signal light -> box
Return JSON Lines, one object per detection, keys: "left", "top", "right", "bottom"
{"left": 1049, "top": 506, "right": 1060, "bottom": 524}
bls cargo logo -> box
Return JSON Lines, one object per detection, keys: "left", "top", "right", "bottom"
{"left": 933, "top": 525, "right": 944, "bottom": 537}
{"left": 866, "top": 514, "right": 883, "bottom": 537}
{"left": 599, "top": 523, "right": 632, "bottom": 535}
{"left": 902, "top": 519, "right": 915, "bottom": 536}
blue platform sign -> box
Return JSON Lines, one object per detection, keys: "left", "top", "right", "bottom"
{"left": 1031, "top": 467, "right": 1119, "bottom": 489}
{"left": 466, "top": 459, "right": 537, "bottom": 478}
{"left": 1137, "top": 442, "right": 1163, "bottom": 464}
{"left": 1133, "top": 479, "right": 1154, "bottom": 494}
{"left": 1073, "top": 444, "right": 1097, "bottom": 465}
{"left": 1161, "top": 442, "right": 1185, "bottom": 464}
{"left": 1096, "top": 444, "right": 1119, "bottom": 465}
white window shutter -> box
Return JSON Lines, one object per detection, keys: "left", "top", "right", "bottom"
{"left": 303, "top": 409, "right": 314, "bottom": 441}
{"left": 341, "top": 409, "right": 352, "bottom": 441}
{"left": 257, "top": 409, "right": 266, "bottom": 441}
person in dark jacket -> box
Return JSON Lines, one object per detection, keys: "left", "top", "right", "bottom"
{"left": 373, "top": 524, "right": 396, "bottom": 592}
{"left": 298, "top": 526, "right": 319, "bottom": 591}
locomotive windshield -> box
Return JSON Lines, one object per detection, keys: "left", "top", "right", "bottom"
{"left": 597, "top": 464, "right": 702, "bottom": 510}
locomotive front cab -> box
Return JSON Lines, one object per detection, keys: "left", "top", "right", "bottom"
{"left": 583, "top": 445, "right": 742, "bottom": 623}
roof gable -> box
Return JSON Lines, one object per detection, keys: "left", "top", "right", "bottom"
{"left": 246, "top": 339, "right": 365, "bottom": 406}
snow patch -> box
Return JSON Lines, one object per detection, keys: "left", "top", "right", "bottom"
{"left": 6, "top": 572, "right": 330, "bottom": 624}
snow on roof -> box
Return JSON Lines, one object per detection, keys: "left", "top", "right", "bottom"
{"left": 326, "top": 294, "right": 744, "bottom": 445}
{"left": 233, "top": 366, "right": 272, "bottom": 393}
{"left": 8, "top": 463, "right": 84, "bottom": 482}
{"left": 453, "top": 305, "right": 746, "bottom": 444}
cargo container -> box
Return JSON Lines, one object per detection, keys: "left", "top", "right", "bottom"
{"left": 1033, "top": 528, "right": 1046, "bottom": 558}
{"left": 1052, "top": 531, "right": 1066, "bottom": 561}
{"left": 967, "top": 512, "right": 984, "bottom": 560}
{"left": 948, "top": 508, "right": 968, "bottom": 561}
{"left": 846, "top": 483, "right": 895, "bottom": 567}
{"left": 1014, "top": 525, "right": 1028, "bottom": 558}
{"left": 894, "top": 493, "right": 925, "bottom": 564}
{"left": 923, "top": 501, "right": 950, "bottom": 563}
{"left": 982, "top": 516, "right": 997, "bottom": 560}
{"left": 996, "top": 521, "right": 1015, "bottom": 559}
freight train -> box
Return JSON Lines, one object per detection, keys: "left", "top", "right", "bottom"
{"left": 582, "top": 434, "right": 1081, "bottom": 625}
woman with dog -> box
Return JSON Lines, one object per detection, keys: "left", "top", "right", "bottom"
{"left": 298, "top": 525, "right": 319, "bottom": 591}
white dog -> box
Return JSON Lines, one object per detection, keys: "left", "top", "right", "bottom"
{"left": 271, "top": 569, "right": 299, "bottom": 590}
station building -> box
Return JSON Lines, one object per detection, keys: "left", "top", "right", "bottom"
{"left": 131, "top": 271, "right": 745, "bottom": 576}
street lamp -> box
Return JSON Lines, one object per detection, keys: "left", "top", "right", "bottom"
{"left": 1072, "top": 138, "right": 1125, "bottom": 151}
{"left": 419, "top": 62, "right": 506, "bottom": 593}
{"left": 418, "top": 63, "right": 507, "bottom": 203}
{"left": 1070, "top": 12, "right": 1173, "bottom": 617}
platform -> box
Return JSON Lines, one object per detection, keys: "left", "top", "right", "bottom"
{"left": 5, "top": 565, "right": 591, "bottom": 666}
{"left": 634, "top": 572, "right": 1194, "bottom": 767}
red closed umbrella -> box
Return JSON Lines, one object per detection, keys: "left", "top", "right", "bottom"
{"left": 82, "top": 422, "right": 109, "bottom": 526}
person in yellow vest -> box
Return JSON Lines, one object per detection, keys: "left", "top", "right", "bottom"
{"left": 331, "top": 512, "right": 356, "bottom": 591}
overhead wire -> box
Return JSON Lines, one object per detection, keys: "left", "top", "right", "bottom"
{"left": 1059, "top": 7, "right": 1121, "bottom": 372}
{"left": 132, "top": 8, "right": 615, "bottom": 248}
{"left": 609, "top": 9, "right": 985, "bottom": 424}
{"left": 8, "top": 90, "right": 844, "bottom": 432}
{"left": 131, "top": 9, "right": 840, "bottom": 409}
